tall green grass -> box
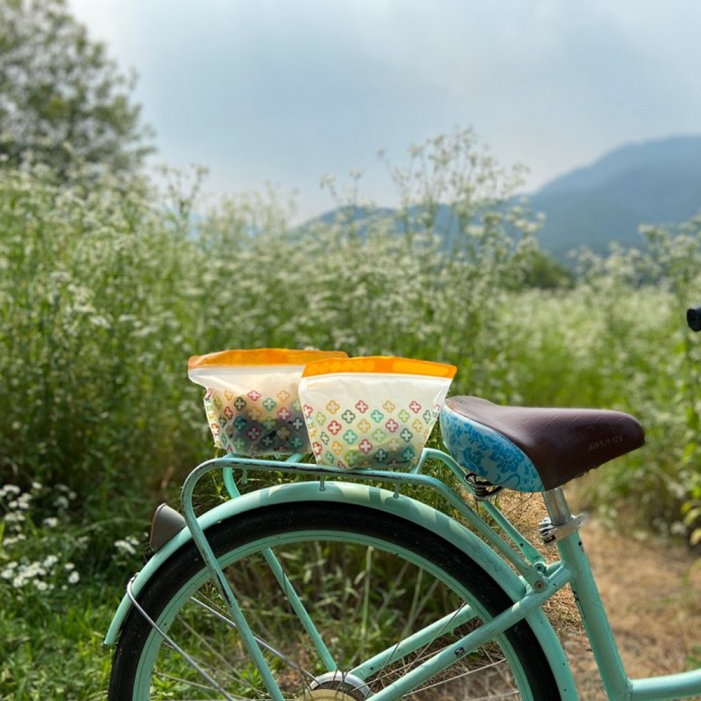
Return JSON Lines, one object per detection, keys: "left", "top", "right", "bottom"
{"left": 3, "top": 139, "right": 701, "bottom": 539}
{"left": 0, "top": 132, "right": 545, "bottom": 505}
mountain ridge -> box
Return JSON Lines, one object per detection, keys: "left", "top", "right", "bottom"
{"left": 536, "top": 134, "right": 701, "bottom": 195}
{"left": 528, "top": 134, "right": 701, "bottom": 256}
{"left": 302, "top": 134, "right": 701, "bottom": 260}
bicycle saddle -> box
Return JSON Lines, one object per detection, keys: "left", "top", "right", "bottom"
{"left": 440, "top": 396, "right": 645, "bottom": 492}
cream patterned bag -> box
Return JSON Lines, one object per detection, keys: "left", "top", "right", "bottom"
{"left": 299, "top": 356, "right": 457, "bottom": 469}
{"left": 189, "top": 349, "right": 347, "bottom": 456}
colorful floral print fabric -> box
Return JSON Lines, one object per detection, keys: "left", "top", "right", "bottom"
{"left": 188, "top": 350, "right": 348, "bottom": 457}
{"left": 203, "top": 383, "right": 310, "bottom": 456}
{"left": 299, "top": 374, "right": 453, "bottom": 469}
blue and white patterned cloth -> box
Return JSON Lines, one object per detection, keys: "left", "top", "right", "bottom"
{"left": 440, "top": 404, "right": 544, "bottom": 492}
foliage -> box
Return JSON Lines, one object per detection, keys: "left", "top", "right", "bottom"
{"left": 3, "top": 128, "right": 701, "bottom": 697}
{"left": 3, "top": 133, "right": 701, "bottom": 540}
{"left": 521, "top": 249, "right": 575, "bottom": 289}
{"left": 0, "top": 593, "right": 115, "bottom": 700}
{"left": 0, "top": 481, "right": 84, "bottom": 595}
{"left": 0, "top": 129, "right": 551, "bottom": 572}
{"left": 0, "top": 480, "right": 146, "bottom": 700}
{"left": 0, "top": 0, "right": 154, "bottom": 177}
{"left": 513, "top": 224, "right": 701, "bottom": 539}
{"left": 640, "top": 216, "right": 701, "bottom": 544}
{"left": 0, "top": 165, "right": 206, "bottom": 515}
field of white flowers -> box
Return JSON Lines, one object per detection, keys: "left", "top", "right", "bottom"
{"left": 1, "top": 131, "right": 701, "bottom": 698}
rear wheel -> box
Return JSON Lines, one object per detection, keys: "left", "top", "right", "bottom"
{"left": 109, "top": 501, "right": 561, "bottom": 700}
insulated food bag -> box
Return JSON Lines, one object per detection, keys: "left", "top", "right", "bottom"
{"left": 189, "top": 348, "right": 347, "bottom": 456}
{"left": 299, "top": 356, "right": 457, "bottom": 469}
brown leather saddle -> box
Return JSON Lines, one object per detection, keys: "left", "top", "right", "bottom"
{"left": 445, "top": 396, "right": 645, "bottom": 491}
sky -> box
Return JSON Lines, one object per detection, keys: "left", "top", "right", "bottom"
{"left": 69, "top": 0, "right": 701, "bottom": 221}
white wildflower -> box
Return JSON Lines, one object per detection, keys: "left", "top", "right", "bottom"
{"left": 42, "top": 555, "right": 59, "bottom": 569}
{"left": 1, "top": 565, "right": 16, "bottom": 580}
{"left": 0, "top": 484, "right": 21, "bottom": 498}
{"left": 3, "top": 534, "right": 26, "bottom": 545}
{"left": 4, "top": 511, "right": 25, "bottom": 523}
{"left": 54, "top": 495, "right": 69, "bottom": 509}
{"left": 114, "top": 539, "right": 137, "bottom": 555}
{"left": 68, "top": 571, "right": 80, "bottom": 585}
{"left": 43, "top": 517, "right": 58, "bottom": 528}
{"left": 89, "top": 315, "right": 111, "bottom": 329}
{"left": 319, "top": 173, "right": 335, "bottom": 189}
{"left": 21, "top": 562, "right": 46, "bottom": 579}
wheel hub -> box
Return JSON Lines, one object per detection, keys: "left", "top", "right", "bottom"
{"left": 302, "top": 689, "right": 362, "bottom": 701}
{"left": 301, "top": 672, "right": 370, "bottom": 701}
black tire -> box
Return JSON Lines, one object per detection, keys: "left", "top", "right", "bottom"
{"left": 109, "top": 501, "right": 561, "bottom": 701}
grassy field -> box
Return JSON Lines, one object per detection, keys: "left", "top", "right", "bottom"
{"left": 2, "top": 134, "right": 701, "bottom": 698}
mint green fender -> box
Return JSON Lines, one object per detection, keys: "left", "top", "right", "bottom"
{"left": 105, "top": 481, "right": 578, "bottom": 701}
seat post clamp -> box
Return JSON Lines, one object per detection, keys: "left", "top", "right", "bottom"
{"left": 538, "top": 514, "right": 586, "bottom": 545}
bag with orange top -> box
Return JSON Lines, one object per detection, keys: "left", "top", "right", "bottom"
{"left": 188, "top": 349, "right": 347, "bottom": 456}
{"left": 298, "top": 356, "right": 457, "bottom": 469}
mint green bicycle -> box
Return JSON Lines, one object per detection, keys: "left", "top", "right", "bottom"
{"left": 104, "top": 315, "right": 701, "bottom": 701}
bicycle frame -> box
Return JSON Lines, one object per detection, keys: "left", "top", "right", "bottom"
{"left": 549, "top": 489, "right": 701, "bottom": 701}
{"left": 106, "top": 448, "right": 701, "bottom": 701}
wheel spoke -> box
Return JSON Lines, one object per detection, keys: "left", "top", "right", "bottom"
{"left": 109, "top": 501, "right": 560, "bottom": 701}
{"left": 189, "top": 596, "right": 318, "bottom": 684}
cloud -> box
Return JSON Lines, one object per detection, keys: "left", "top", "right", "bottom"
{"left": 69, "top": 0, "right": 701, "bottom": 214}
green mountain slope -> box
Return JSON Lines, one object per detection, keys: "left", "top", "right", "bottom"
{"left": 529, "top": 134, "right": 701, "bottom": 257}
{"left": 302, "top": 135, "right": 701, "bottom": 261}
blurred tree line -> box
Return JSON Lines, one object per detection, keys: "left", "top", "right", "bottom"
{"left": 0, "top": 0, "right": 153, "bottom": 177}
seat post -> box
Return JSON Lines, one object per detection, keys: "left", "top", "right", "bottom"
{"left": 542, "top": 487, "right": 573, "bottom": 526}
{"left": 542, "top": 487, "right": 635, "bottom": 700}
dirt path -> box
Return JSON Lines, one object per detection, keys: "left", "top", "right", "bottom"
{"left": 560, "top": 520, "right": 701, "bottom": 700}
{"left": 498, "top": 491, "right": 701, "bottom": 699}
